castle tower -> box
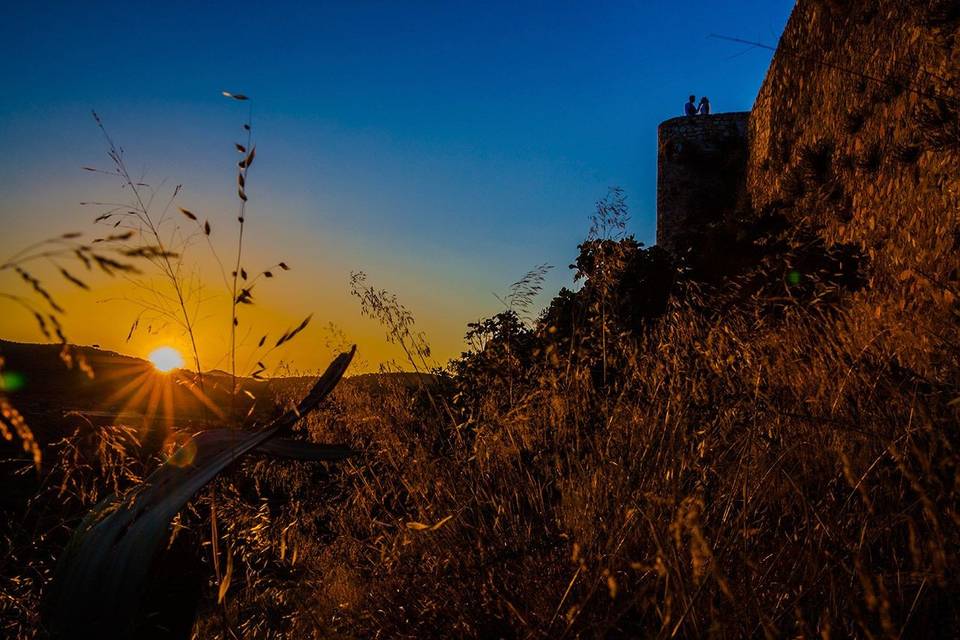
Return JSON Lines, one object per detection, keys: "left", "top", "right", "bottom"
{"left": 656, "top": 112, "right": 750, "bottom": 254}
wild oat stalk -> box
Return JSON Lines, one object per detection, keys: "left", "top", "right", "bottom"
{"left": 496, "top": 262, "right": 553, "bottom": 323}
{"left": 0, "top": 230, "right": 138, "bottom": 466}
{"left": 88, "top": 100, "right": 300, "bottom": 397}
{"left": 586, "top": 186, "right": 630, "bottom": 244}
{"left": 88, "top": 111, "right": 207, "bottom": 388}
{"left": 349, "top": 271, "right": 455, "bottom": 425}
{"left": 349, "top": 271, "right": 433, "bottom": 374}
{"left": 216, "top": 92, "right": 302, "bottom": 397}
{"left": 223, "top": 91, "right": 255, "bottom": 399}
{"left": 584, "top": 187, "right": 630, "bottom": 385}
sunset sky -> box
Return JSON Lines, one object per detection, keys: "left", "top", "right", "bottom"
{"left": 0, "top": 1, "right": 793, "bottom": 373}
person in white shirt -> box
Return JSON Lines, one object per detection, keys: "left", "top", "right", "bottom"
{"left": 697, "top": 96, "right": 711, "bottom": 115}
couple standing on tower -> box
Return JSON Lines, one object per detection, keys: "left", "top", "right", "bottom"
{"left": 684, "top": 95, "right": 710, "bottom": 115}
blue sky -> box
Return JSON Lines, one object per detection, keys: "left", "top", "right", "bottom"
{"left": 0, "top": 1, "right": 794, "bottom": 368}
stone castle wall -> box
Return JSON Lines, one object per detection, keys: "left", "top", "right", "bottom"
{"left": 746, "top": 0, "right": 959, "bottom": 291}
{"left": 653, "top": 0, "right": 959, "bottom": 380}
{"left": 656, "top": 112, "right": 749, "bottom": 254}
{"left": 656, "top": 0, "right": 959, "bottom": 288}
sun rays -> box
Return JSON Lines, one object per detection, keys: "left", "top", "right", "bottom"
{"left": 91, "top": 353, "right": 224, "bottom": 434}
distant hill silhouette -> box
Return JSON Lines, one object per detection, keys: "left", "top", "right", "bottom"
{"left": 0, "top": 340, "right": 431, "bottom": 445}
{"left": 1, "top": 339, "right": 261, "bottom": 421}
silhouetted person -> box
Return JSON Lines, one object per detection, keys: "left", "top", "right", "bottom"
{"left": 684, "top": 95, "right": 697, "bottom": 116}
{"left": 698, "top": 96, "right": 711, "bottom": 115}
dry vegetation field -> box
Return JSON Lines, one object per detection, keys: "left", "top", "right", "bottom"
{"left": 2, "top": 182, "right": 958, "bottom": 637}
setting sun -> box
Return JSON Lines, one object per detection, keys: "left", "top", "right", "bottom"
{"left": 148, "top": 346, "right": 184, "bottom": 373}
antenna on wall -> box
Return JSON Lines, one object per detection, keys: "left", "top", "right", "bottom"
{"left": 708, "top": 33, "right": 959, "bottom": 107}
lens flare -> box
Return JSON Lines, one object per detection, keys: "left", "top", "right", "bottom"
{"left": 0, "top": 371, "right": 25, "bottom": 392}
{"left": 164, "top": 433, "right": 198, "bottom": 467}
{"left": 148, "top": 347, "right": 185, "bottom": 373}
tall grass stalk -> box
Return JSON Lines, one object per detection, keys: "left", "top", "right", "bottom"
{"left": 91, "top": 111, "right": 206, "bottom": 390}
{"left": 225, "top": 92, "right": 255, "bottom": 402}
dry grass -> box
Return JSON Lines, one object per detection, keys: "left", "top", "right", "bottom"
{"left": 289, "top": 288, "right": 956, "bottom": 638}
{"left": 187, "top": 188, "right": 957, "bottom": 637}
{"left": 3, "top": 177, "right": 958, "bottom": 637}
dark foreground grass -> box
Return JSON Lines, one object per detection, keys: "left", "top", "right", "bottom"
{"left": 4, "top": 219, "right": 957, "bottom": 638}
{"left": 282, "top": 282, "right": 958, "bottom": 638}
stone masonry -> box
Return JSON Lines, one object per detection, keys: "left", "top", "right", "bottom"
{"left": 656, "top": 112, "right": 750, "bottom": 254}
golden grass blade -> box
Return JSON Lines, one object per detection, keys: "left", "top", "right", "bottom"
{"left": 47, "top": 347, "right": 355, "bottom": 636}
